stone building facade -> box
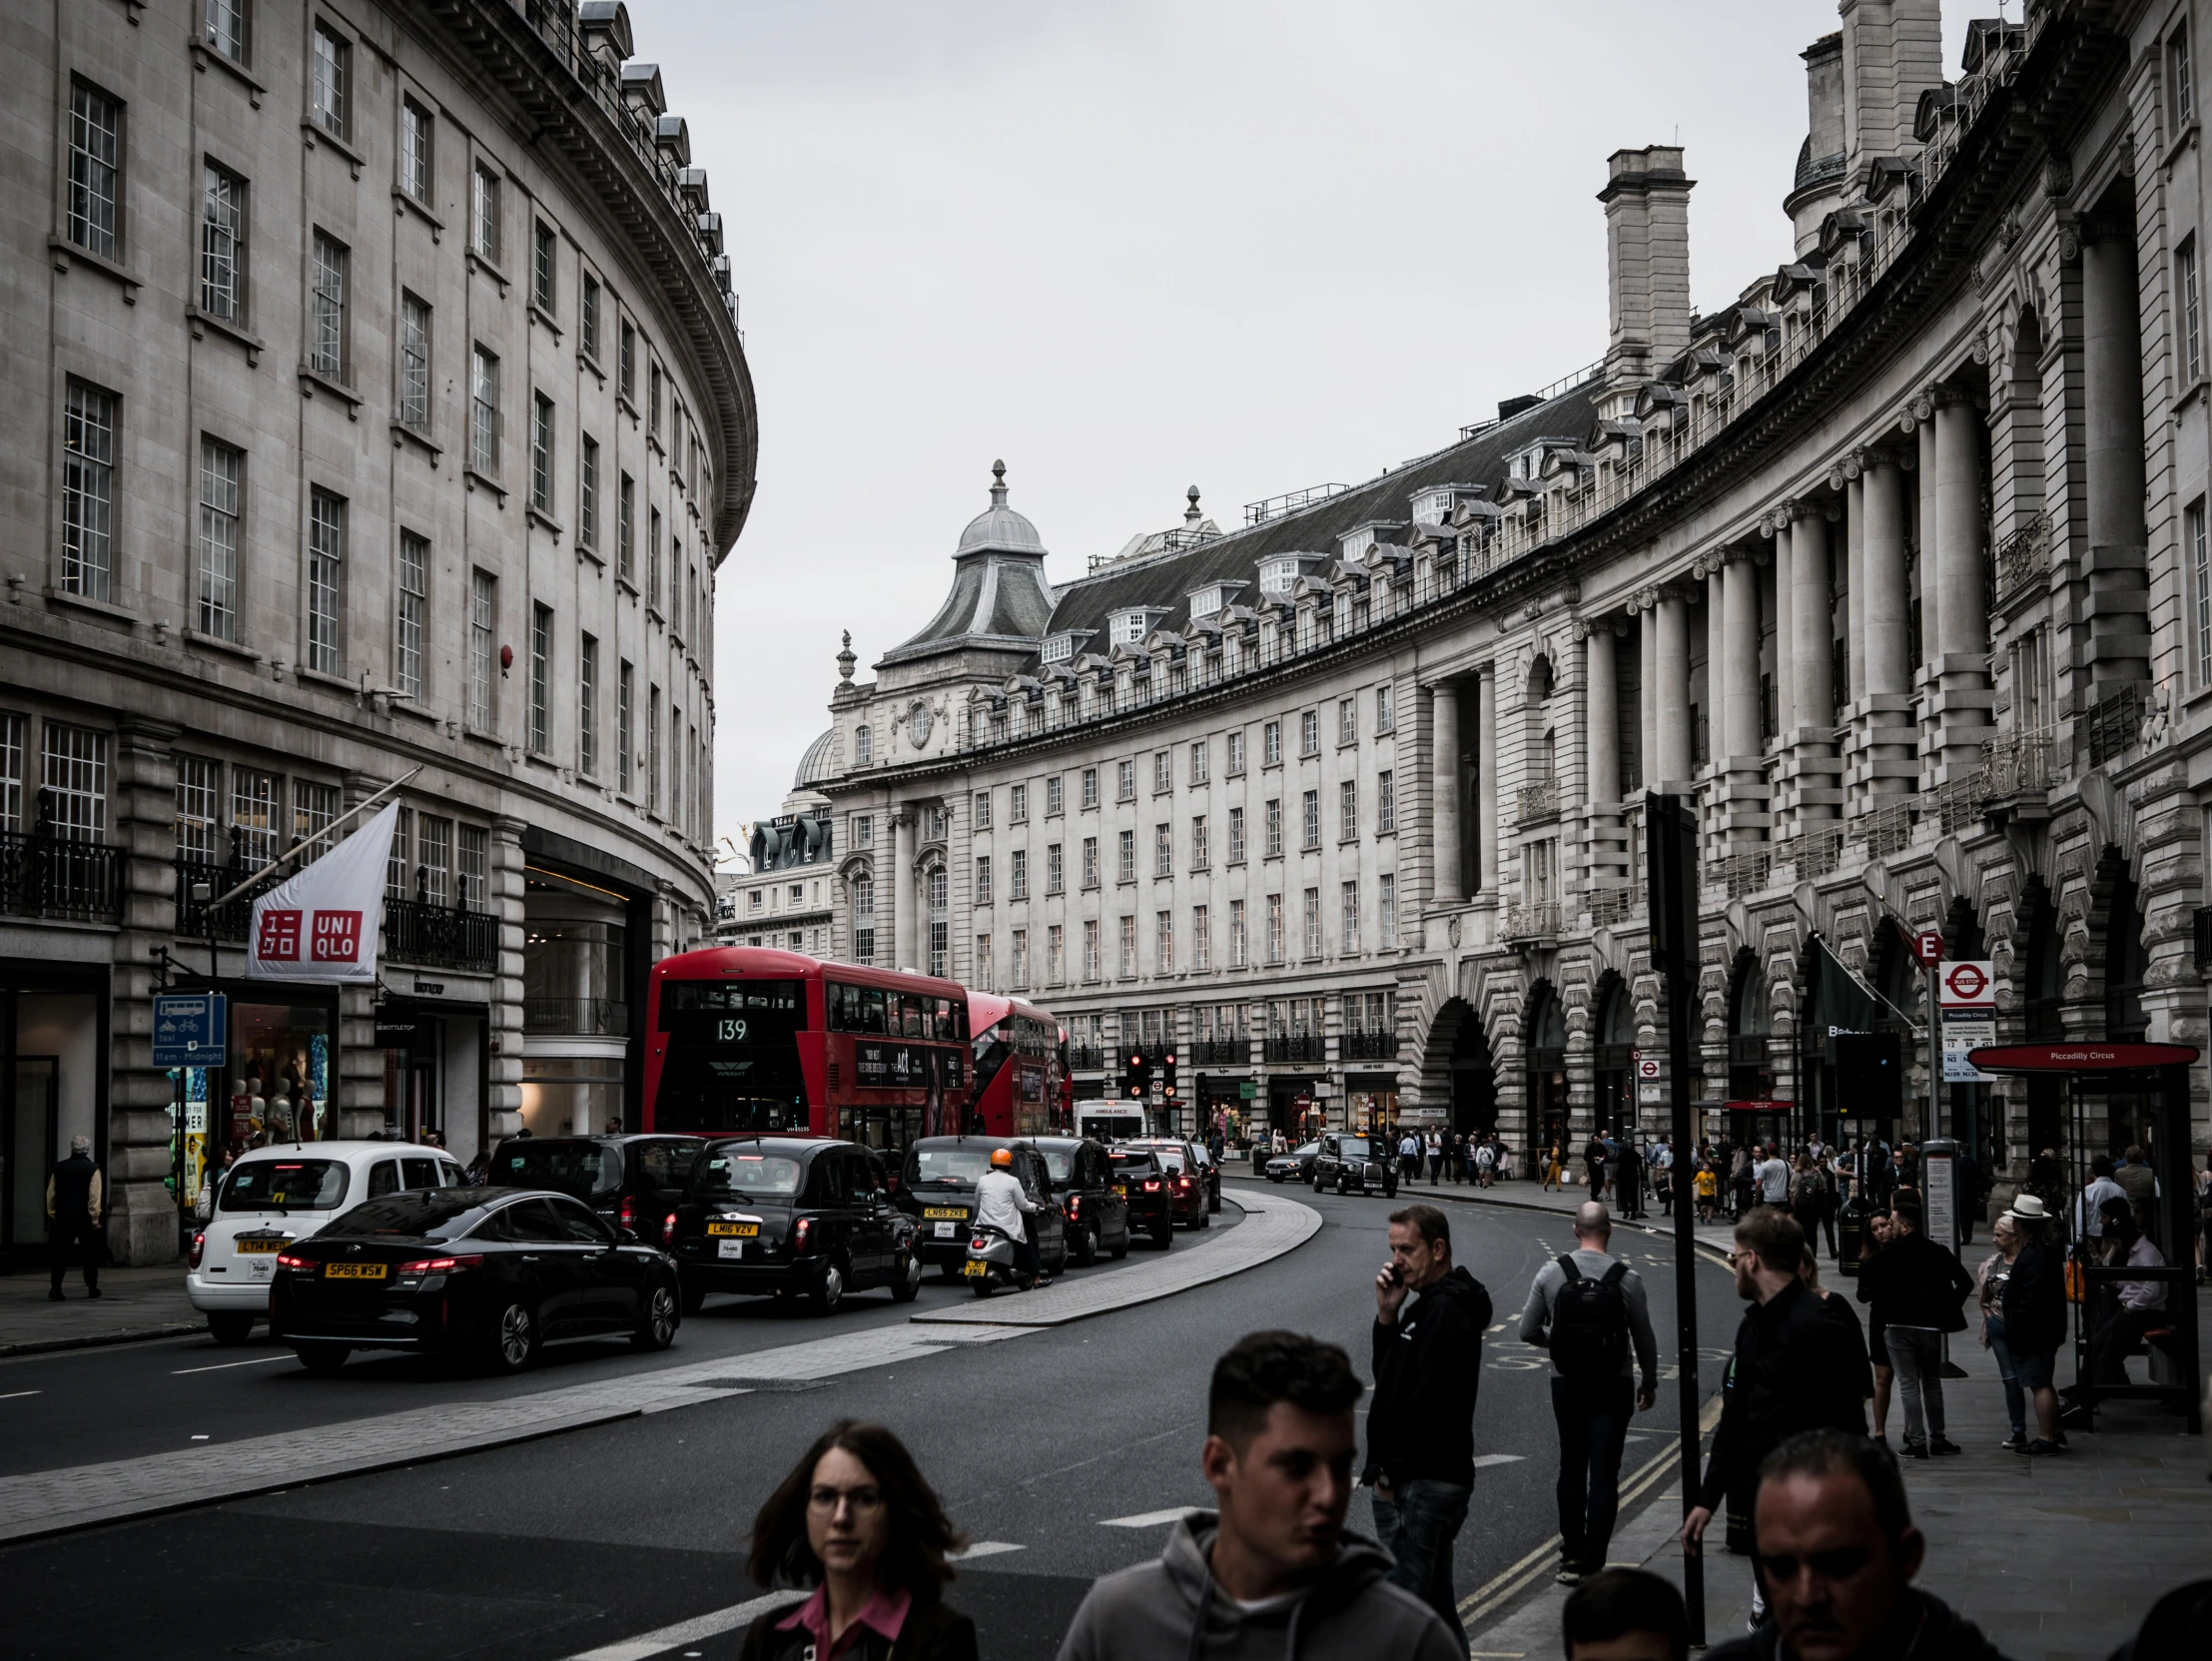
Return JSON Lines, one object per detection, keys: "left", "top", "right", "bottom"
{"left": 800, "top": 0, "right": 2212, "bottom": 1184}
{"left": 0, "top": 0, "right": 752, "bottom": 1263}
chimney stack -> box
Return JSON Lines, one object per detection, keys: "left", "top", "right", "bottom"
{"left": 1600, "top": 145, "right": 1696, "bottom": 398}
{"left": 1840, "top": 0, "right": 1945, "bottom": 181}
{"left": 1789, "top": 34, "right": 1849, "bottom": 257}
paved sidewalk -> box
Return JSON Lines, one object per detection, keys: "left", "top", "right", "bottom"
{"left": 1465, "top": 1288, "right": 2212, "bottom": 1661}
{"left": 0, "top": 1262, "right": 198, "bottom": 1356}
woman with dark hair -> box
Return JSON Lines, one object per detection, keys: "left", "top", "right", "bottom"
{"left": 741, "top": 1420, "right": 977, "bottom": 1661}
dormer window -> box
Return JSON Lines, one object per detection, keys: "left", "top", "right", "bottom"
{"left": 1109, "top": 608, "right": 1166, "bottom": 646}
{"left": 1042, "top": 634, "right": 1075, "bottom": 664}
{"left": 1410, "top": 486, "right": 1479, "bottom": 526}
{"left": 1258, "top": 557, "right": 1302, "bottom": 597}
{"left": 1187, "top": 581, "right": 1242, "bottom": 619}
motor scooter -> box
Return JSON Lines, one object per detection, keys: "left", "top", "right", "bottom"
{"left": 963, "top": 1224, "right": 1031, "bottom": 1296}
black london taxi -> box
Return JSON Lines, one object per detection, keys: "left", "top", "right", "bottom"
{"left": 489, "top": 1134, "right": 703, "bottom": 1238}
{"left": 1309, "top": 1132, "right": 1397, "bottom": 1198}
{"left": 1106, "top": 1145, "right": 1176, "bottom": 1249}
{"left": 665, "top": 1137, "right": 921, "bottom": 1314}
{"left": 897, "top": 1136, "right": 1068, "bottom": 1277}
{"left": 1030, "top": 1135, "right": 1130, "bottom": 1265}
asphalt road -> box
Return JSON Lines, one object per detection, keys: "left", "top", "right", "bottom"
{"left": 0, "top": 1183, "right": 1741, "bottom": 1661}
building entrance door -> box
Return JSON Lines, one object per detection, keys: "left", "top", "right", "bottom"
{"left": 3, "top": 1057, "right": 59, "bottom": 1262}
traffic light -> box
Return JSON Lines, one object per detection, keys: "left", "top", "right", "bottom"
{"left": 1124, "top": 1049, "right": 1151, "bottom": 1100}
{"left": 1160, "top": 1047, "right": 1179, "bottom": 1105}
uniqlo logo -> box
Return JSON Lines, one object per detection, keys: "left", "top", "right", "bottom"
{"left": 312, "top": 910, "right": 363, "bottom": 963}
{"left": 257, "top": 909, "right": 303, "bottom": 962}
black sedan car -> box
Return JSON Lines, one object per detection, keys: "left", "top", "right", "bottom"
{"left": 269, "top": 1187, "right": 680, "bottom": 1375}
{"left": 1310, "top": 1133, "right": 1397, "bottom": 1198}
{"left": 1106, "top": 1146, "right": 1175, "bottom": 1249}
{"left": 666, "top": 1137, "right": 921, "bottom": 1314}
{"left": 1265, "top": 1141, "right": 1321, "bottom": 1184}
{"left": 489, "top": 1134, "right": 703, "bottom": 1237}
{"left": 897, "top": 1137, "right": 1069, "bottom": 1278}
{"left": 1031, "top": 1136, "right": 1130, "bottom": 1265}
{"left": 1125, "top": 1139, "right": 1211, "bottom": 1230}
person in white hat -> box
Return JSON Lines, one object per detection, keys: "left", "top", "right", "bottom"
{"left": 1976, "top": 1210, "right": 2030, "bottom": 1450}
{"left": 1996, "top": 1195, "right": 2067, "bottom": 1454}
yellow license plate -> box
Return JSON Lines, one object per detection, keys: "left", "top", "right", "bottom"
{"left": 325, "top": 1262, "right": 387, "bottom": 1280}
{"left": 962, "top": 1259, "right": 990, "bottom": 1278}
{"left": 1114, "top": 1185, "right": 1128, "bottom": 1198}
{"left": 707, "top": 1222, "right": 759, "bottom": 1238}
{"left": 923, "top": 1208, "right": 966, "bottom": 1220}
{"left": 233, "top": 1238, "right": 286, "bottom": 1254}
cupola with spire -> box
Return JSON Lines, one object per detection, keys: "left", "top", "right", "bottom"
{"left": 875, "top": 459, "right": 1056, "bottom": 679}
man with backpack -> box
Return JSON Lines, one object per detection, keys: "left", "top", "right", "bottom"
{"left": 1518, "top": 1201, "right": 1659, "bottom": 1585}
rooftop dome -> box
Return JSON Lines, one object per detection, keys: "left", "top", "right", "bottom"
{"left": 793, "top": 727, "right": 837, "bottom": 787}
{"left": 957, "top": 459, "right": 1047, "bottom": 556}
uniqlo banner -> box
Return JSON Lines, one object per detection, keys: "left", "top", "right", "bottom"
{"left": 245, "top": 801, "right": 399, "bottom": 984}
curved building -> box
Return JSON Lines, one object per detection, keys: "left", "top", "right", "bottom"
{"left": 0, "top": 0, "right": 753, "bottom": 1263}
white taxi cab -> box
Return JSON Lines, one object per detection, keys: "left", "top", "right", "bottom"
{"left": 188, "top": 1142, "right": 466, "bottom": 1343}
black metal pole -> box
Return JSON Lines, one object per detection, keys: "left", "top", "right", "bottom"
{"left": 2161, "top": 1064, "right": 2202, "bottom": 1434}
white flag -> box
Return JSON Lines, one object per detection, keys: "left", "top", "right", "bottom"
{"left": 245, "top": 802, "right": 400, "bottom": 984}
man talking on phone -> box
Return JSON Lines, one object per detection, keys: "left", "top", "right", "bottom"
{"left": 1363, "top": 1204, "right": 1493, "bottom": 1649}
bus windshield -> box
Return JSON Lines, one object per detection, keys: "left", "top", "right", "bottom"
{"left": 656, "top": 979, "right": 810, "bottom": 1134}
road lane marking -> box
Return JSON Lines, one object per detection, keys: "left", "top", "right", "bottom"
{"left": 559, "top": 1590, "right": 805, "bottom": 1661}
{"left": 1101, "top": 1506, "right": 1197, "bottom": 1527}
{"left": 0, "top": 1390, "right": 40, "bottom": 1401}
{"left": 1471, "top": 1453, "right": 1526, "bottom": 1468}
{"left": 172, "top": 1354, "right": 292, "bottom": 1375}
{"left": 954, "top": 1541, "right": 1024, "bottom": 1559}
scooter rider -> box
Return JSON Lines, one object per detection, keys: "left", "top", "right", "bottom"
{"left": 976, "top": 1147, "right": 1050, "bottom": 1287}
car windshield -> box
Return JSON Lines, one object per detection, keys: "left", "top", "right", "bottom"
{"left": 1038, "top": 1147, "right": 1076, "bottom": 1183}
{"left": 222, "top": 1159, "right": 348, "bottom": 1214}
{"left": 1293, "top": 1142, "right": 1319, "bottom": 1158}
{"left": 1337, "top": 1138, "right": 1373, "bottom": 1160}
{"left": 905, "top": 1146, "right": 995, "bottom": 1188}
{"left": 495, "top": 1141, "right": 622, "bottom": 1199}
{"left": 1145, "top": 1147, "right": 1188, "bottom": 1174}
{"left": 318, "top": 1191, "right": 488, "bottom": 1241}
{"left": 693, "top": 1149, "right": 806, "bottom": 1200}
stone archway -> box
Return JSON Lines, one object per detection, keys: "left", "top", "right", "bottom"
{"left": 1418, "top": 997, "right": 1498, "bottom": 1140}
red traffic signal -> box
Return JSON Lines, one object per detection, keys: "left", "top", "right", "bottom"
{"left": 1124, "top": 1048, "right": 1151, "bottom": 1099}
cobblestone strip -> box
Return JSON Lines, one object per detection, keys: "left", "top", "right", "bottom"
{"left": 909, "top": 1193, "right": 1321, "bottom": 1327}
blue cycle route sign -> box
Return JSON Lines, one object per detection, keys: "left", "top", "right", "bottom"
{"left": 153, "top": 993, "right": 228, "bottom": 1068}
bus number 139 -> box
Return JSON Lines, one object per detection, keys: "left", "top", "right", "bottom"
{"left": 717, "top": 1017, "right": 749, "bottom": 1044}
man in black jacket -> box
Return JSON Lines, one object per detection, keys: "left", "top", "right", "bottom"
{"left": 45, "top": 1135, "right": 104, "bottom": 1300}
{"left": 1853, "top": 1202, "right": 1974, "bottom": 1457}
{"left": 1684, "top": 1209, "right": 1867, "bottom": 1625}
{"left": 1706, "top": 1429, "right": 2015, "bottom": 1660}
{"left": 1366, "top": 1203, "right": 1493, "bottom": 1650}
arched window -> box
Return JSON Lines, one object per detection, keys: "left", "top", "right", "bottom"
{"left": 853, "top": 723, "right": 872, "bottom": 766}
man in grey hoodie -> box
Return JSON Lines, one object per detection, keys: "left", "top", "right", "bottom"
{"left": 1055, "top": 1330, "right": 1461, "bottom": 1661}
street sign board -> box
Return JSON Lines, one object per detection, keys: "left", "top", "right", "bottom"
{"left": 153, "top": 993, "right": 227, "bottom": 1067}
{"left": 1937, "top": 960, "right": 1993, "bottom": 1009}
{"left": 1237, "top": 1080, "right": 1257, "bottom": 1100}
{"left": 1911, "top": 931, "right": 1944, "bottom": 967}
{"left": 1965, "top": 1041, "right": 2200, "bottom": 1074}
{"left": 1941, "top": 1013, "right": 1996, "bottom": 1082}
{"left": 1638, "top": 1058, "right": 1661, "bottom": 1080}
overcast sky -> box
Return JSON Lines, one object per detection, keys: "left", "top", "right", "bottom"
{"left": 666, "top": 1, "right": 1984, "bottom": 856}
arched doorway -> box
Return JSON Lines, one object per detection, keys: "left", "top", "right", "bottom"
{"left": 1805, "top": 935, "right": 1876, "bottom": 1146}
{"left": 1726, "top": 952, "right": 1782, "bottom": 1147}
{"left": 1448, "top": 1006, "right": 1497, "bottom": 1139}
{"left": 1592, "top": 975, "right": 1635, "bottom": 1136}
{"left": 1524, "top": 983, "right": 1568, "bottom": 1151}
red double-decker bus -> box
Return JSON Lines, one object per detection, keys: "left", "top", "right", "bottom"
{"left": 644, "top": 947, "right": 972, "bottom": 1150}
{"left": 967, "top": 994, "right": 1070, "bottom": 1139}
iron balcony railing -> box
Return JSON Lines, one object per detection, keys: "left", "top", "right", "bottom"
{"left": 1979, "top": 726, "right": 2056, "bottom": 799}
{"left": 1502, "top": 901, "right": 1562, "bottom": 942}
{"left": 1190, "top": 1038, "right": 1247, "bottom": 1066}
{"left": 2, "top": 830, "right": 121, "bottom": 924}
{"left": 384, "top": 898, "right": 496, "bottom": 972}
{"left": 1854, "top": 797, "right": 1915, "bottom": 857}
{"left": 1341, "top": 1029, "right": 1400, "bottom": 1061}
{"left": 1067, "top": 1044, "right": 1104, "bottom": 1071}
{"left": 522, "top": 997, "right": 629, "bottom": 1036}
{"left": 1793, "top": 826, "right": 1846, "bottom": 880}
{"left": 1262, "top": 1035, "right": 1325, "bottom": 1064}
{"left": 1587, "top": 885, "right": 1643, "bottom": 927}
{"left": 173, "top": 855, "right": 280, "bottom": 941}
{"left": 1714, "top": 849, "right": 1773, "bottom": 899}
{"left": 2082, "top": 686, "right": 2143, "bottom": 768}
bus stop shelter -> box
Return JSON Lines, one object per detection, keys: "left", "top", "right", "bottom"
{"left": 1967, "top": 1041, "right": 2203, "bottom": 1434}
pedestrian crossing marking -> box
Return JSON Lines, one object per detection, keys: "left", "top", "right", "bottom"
{"left": 955, "top": 1541, "right": 1025, "bottom": 1559}
{"left": 1101, "top": 1506, "right": 1197, "bottom": 1527}
{"left": 1472, "top": 1453, "right": 1527, "bottom": 1468}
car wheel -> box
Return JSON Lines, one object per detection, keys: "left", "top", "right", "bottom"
{"left": 1385, "top": 1182, "right": 1399, "bottom": 1200}
{"left": 1108, "top": 1229, "right": 1129, "bottom": 1260}
{"left": 1336, "top": 1173, "right": 1352, "bottom": 1196}
{"left": 1154, "top": 1226, "right": 1173, "bottom": 1251}
{"left": 207, "top": 1311, "right": 254, "bottom": 1346}
{"left": 1050, "top": 1239, "right": 1070, "bottom": 1275}
{"left": 679, "top": 1274, "right": 708, "bottom": 1316}
{"left": 1209, "top": 1193, "right": 1221, "bottom": 1214}
{"left": 485, "top": 1299, "right": 539, "bottom": 1375}
{"left": 1194, "top": 1210, "right": 1210, "bottom": 1230}
{"left": 972, "top": 1274, "right": 996, "bottom": 1298}
{"left": 811, "top": 1257, "right": 847, "bottom": 1316}
{"left": 890, "top": 1251, "right": 923, "bottom": 1303}
{"left": 1074, "top": 1226, "right": 1098, "bottom": 1267}
{"left": 294, "top": 1342, "right": 349, "bottom": 1375}
{"left": 632, "top": 1282, "right": 678, "bottom": 1351}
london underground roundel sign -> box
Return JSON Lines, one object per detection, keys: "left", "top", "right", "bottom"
{"left": 1965, "top": 1041, "right": 2199, "bottom": 1074}
{"left": 1942, "top": 962, "right": 1989, "bottom": 1004}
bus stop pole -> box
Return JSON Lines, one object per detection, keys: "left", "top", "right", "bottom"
{"left": 1649, "top": 794, "right": 1704, "bottom": 1646}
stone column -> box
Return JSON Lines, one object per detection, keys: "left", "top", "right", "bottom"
{"left": 2081, "top": 225, "right": 2151, "bottom": 704}
{"left": 1843, "top": 464, "right": 1866, "bottom": 704}
{"left": 1771, "top": 516, "right": 1796, "bottom": 736}
{"left": 1431, "top": 681, "right": 1463, "bottom": 903}
{"left": 1712, "top": 548, "right": 1771, "bottom": 845}
{"left": 1785, "top": 503, "right": 1842, "bottom": 828}
{"left": 1655, "top": 590, "right": 1693, "bottom": 788}
{"left": 1475, "top": 668, "right": 1500, "bottom": 903}
{"left": 893, "top": 808, "right": 918, "bottom": 970}
{"left": 1915, "top": 406, "right": 1941, "bottom": 782}
{"left": 1584, "top": 621, "right": 1627, "bottom": 890}
{"left": 1639, "top": 601, "right": 1660, "bottom": 788}
{"left": 1850, "top": 448, "right": 1919, "bottom": 811}
{"left": 1931, "top": 390, "right": 1995, "bottom": 777}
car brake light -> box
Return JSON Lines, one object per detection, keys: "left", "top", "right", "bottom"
{"left": 397, "top": 1254, "right": 482, "bottom": 1275}
{"left": 1142, "top": 1179, "right": 1162, "bottom": 1193}
{"left": 792, "top": 1217, "right": 812, "bottom": 1253}
{"left": 1066, "top": 1194, "right": 1081, "bottom": 1219}
{"left": 970, "top": 1235, "right": 987, "bottom": 1250}
{"left": 662, "top": 1211, "right": 678, "bottom": 1247}
{"left": 275, "top": 1249, "right": 311, "bottom": 1269}
{"left": 619, "top": 1195, "right": 637, "bottom": 1233}
{"left": 189, "top": 1232, "right": 206, "bottom": 1269}
{"left": 1174, "top": 1176, "right": 1191, "bottom": 1191}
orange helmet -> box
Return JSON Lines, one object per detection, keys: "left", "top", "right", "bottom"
{"left": 990, "top": 1148, "right": 1014, "bottom": 1168}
